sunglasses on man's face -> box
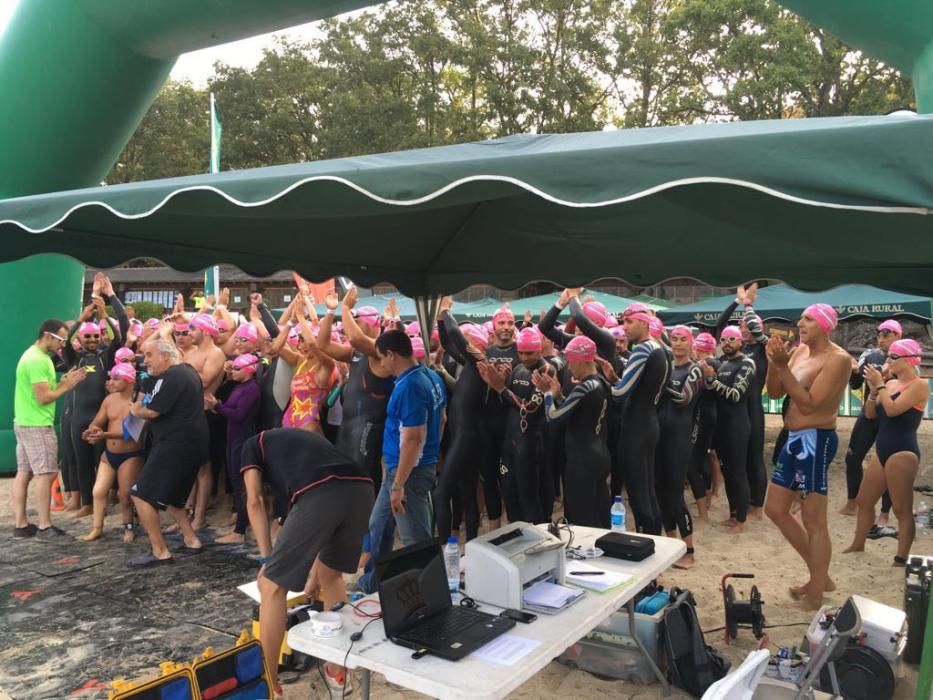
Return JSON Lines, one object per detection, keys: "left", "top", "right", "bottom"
{"left": 82, "top": 334, "right": 100, "bottom": 340}
{"left": 878, "top": 330, "right": 896, "bottom": 337}
{"left": 173, "top": 330, "right": 190, "bottom": 337}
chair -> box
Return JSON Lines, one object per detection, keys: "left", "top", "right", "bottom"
{"left": 792, "top": 597, "right": 861, "bottom": 700}
{"left": 701, "top": 649, "right": 771, "bottom": 700}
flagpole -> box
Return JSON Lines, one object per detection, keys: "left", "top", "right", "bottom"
{"left": 205, "top": 92, "right": 221, "bottom": 300}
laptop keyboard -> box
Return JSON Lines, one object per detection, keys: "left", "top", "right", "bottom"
{"left": 405, "top": 607, "right": 487, "bottom": 644}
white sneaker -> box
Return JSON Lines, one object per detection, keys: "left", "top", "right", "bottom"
{"left": 323, "top": 663, "right": 353, "bottom": 698}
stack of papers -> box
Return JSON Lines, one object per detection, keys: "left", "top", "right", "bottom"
{"left": 522, "top": 580, "right": 584, "bottom": 614}
{"left": 564, "top": 562, "right": 634, "bottom": 592}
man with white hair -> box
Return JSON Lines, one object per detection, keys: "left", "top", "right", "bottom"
{"left": 127, "top": 339, "right": 209, "bottom": 567}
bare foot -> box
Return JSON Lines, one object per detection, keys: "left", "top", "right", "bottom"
{"left": 190, "top": 520, "right": 207, "bottom": 531}
{"left": 81, "top": 526, "right": 103, "bottom": 542}
{"left": 122, "top": 526, "right": 135, "bottom": 544}
{"left": 673, "top": 552, "right": 695, "bottom": 570}
{"left": 842, "top": 543, "right": 864, "bottom": 554}
{"left": 788, "top": 594, "right": 823, "bottom": 611}
{"left": 162, "top": 522, "right": 181, "bottom": 534}
{"left": 838, "top": 500, "right": 857, "bottom": 516}
{"left": 716, "top": 517, "right": 738, "bottom": 528}
{"left": 183, "top": 536, "right": 203, "bottom": 550}
{"left": 876, "top": 513, "right": 890, "bottom": 526}
{"left": 747, "top": 507, "right": 763, "bottom": 521}
{"left": 214, "top": 532, "right": 245, "bottom": 545}
{"left": 71, "top": 505, "right": 93, "bottom": 518}
{"left": 726, "top": 521, "right": 745, "bottom": 534}
{"left": 790, "top": 578, "right": 835, "bottom": 599}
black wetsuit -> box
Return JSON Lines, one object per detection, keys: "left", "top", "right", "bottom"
{"left": 61, "top": 295, "right": 129, "bottom": 505}
{"left": 337, "top": 352, "right": 394, "bottom": 492}
{"left": 716, "top": 301, "right": 769, "bottom": 508}
{"left": 434, "top": 311, "right": 488, "bottom": 540}
{"left": 656, "top": 360, "right": 703, "bottom": 537}
{"left": 544, "top": 373, "right": 611, "bottom": 527}
{"left": 611, "top": 338, "right": 671, "bottom": 535}
{"left": 497, "top": 359, "right": 548, "bottom": 524}
{"left": 482, "top": 341, "right": 520, "bottom": 522}
{"left": 687, "top": 357, "right": 720, "bottom": 499}
{"left": 845, "top": 347, "right": 890, "bottom": 509}
{"left": 707, "top": 353, "right": 756, "bottom": 523}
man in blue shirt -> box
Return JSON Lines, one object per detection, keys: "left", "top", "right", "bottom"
{"left": 357, "top": 330, "right": 446, "bottom": 593}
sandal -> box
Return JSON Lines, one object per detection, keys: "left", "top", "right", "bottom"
{"left": 128, "top": 552, "right": 174, "bottom": 568}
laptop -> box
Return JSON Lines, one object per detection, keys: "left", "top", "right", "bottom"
{"left": 376, "top": 539, "right": 515, "bottom": 660}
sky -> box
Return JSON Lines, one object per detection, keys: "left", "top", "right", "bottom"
{"left": 0, "top": 0, "right": 320, "bottom": 85}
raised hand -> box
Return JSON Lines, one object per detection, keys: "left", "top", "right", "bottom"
{"left": 219, "top": 287, "right": 230, "bottom": 307}
{"left": 594, "top": 356, "right": 619, "bottom": 384}
{"left": 343, "top": 286, "right": 359, "bottom": 310}
{"left": 765, "top": 335, "right": 790, "bottom": 368}
{"left": 249, "top": 293, "right": 263, "bottom": 307}
{"left": 477, "top": 362, "right": 506, "bottom": 393}
{"left": 323, "top": 291, "right": 339, "bottom": 312}
{"left": 438, "top": 296, "right": 453, "bottom": 313}
{"left": 99, "top": 273, "right": 115, "bottom": 297}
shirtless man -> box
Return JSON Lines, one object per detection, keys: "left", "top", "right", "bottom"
{"left": 178, "top": 313, "right": 226, "bottom": 530}
{"left": 81, "top": 363, "right": 146, "bottom": 542}
{"left": 764, "top": 303, "right": 851, "bottom": 610}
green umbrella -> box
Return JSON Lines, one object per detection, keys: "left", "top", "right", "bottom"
{"left": 659, "top": 284, "right": 933, "bottom": 327}
{"left": 0, "top": 115, "right": 932, "bottom": 297}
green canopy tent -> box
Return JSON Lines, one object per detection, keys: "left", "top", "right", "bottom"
{"left": 0, "top": 115, "right": 932, "bottom": 299}
{"left": 659, "top": 284, "right": 933, "bottom": 328}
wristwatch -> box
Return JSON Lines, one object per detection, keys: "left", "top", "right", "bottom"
{"left": 391, "top": 483, "right": 405, "bottom": 492}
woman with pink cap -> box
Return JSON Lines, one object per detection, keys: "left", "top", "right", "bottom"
{"left": 688, "top": 332, "right": 721, "bottom": 520}
{"left": 204, "top": 354, "right": 262, "bottom": 546}
{"left": 79, "top": 362, "right": 145, "bottom": 543}
{"left": 433, "top": 299, "right": 491, "bottom": 541}
{"left": 840, "top": 318, "right": 903, "bottom": 520}
{"left": 269, "top": 296, "right": 337, "bottom": 434}
{"left": 533, "top": 335, "right": 612, "bottom": 526}
{"left": 844, "top": 338, "right": 928, "bottom": 566}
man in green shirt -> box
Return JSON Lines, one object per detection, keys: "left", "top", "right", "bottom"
{"left": 12, "top": 319, "right": 86, "bottom": 540}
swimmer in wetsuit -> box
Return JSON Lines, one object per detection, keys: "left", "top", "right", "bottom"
{"left": 434, "top": 298, "right": 490, "bottom": 540}
{"left": 844, "top": 338, "right": 928, "bottom": 566}
{"left": 657, "top": 326, "right": 704, "bottom": 568}
{"left": 840, "top": 318, "right": 900, "bottom": 520}
{"left": 765, "top": 303, "right": 851, "bottom": 610}
{"left": 687, "top": 332, "right": 719, "bottom": 521}
{"left": 80, "top": 362, "right": 145, "bottom": 542}
{"left": 600, "top": 303, "right": 670, "bottom": 535}
{"left": 534, "top": 336, "right": 611, "bottom": 527}
{"left": 702, "top": 326, "right": 756, "bottom": 532}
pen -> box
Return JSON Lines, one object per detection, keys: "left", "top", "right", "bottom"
{"left": 570, "top": 571, "right": 604, "bottom": 576}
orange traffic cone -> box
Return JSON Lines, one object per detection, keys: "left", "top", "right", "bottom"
{"left": 50, "top": 476, "right": 64, "bottom": 511}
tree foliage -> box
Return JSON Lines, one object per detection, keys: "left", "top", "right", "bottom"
{"left": 105, "top": 0, "right": 916, "bottom": 182}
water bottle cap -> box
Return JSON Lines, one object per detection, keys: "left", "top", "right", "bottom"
{"left": 614, "top": 496, "right": 622, "bottom": 502}
{"left": 447, "top": 536, "right": 458, "bottom": 544}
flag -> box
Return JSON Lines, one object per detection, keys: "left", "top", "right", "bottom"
{"left": 209, "top": 92, "right": 222, "bottom": 175}
{"left": 291, "top": 272, "right": 336, "bottom": 305}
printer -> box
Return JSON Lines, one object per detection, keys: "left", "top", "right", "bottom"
{"left": 463, "top": 522, "right": 566, "bottom": 610}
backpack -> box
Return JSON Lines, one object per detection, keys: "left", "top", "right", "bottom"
{"left": 661, "top": 587, "right": 731, "bottom": 697}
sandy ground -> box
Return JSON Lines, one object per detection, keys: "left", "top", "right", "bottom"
{"left": 0, "top": 415, "right": 929, "bottom": 699}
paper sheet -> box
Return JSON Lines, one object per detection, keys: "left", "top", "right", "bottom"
{"left": 237, "top": 580, "right": 306, "bottom": 605}
{"left": 122, "top": 414, "right": 146, "bottom": 442}
{"left": 522, "top": 580, "right": 583, "bottom": 609}
{"left": 471, "top": 634, "right": 541, "bottom": 666}
{"left": 564, "top": 562, "right": 633, "bottom": 592}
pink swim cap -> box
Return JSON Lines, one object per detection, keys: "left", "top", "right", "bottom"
{"left": 803, "top": 304, "right": 838, "bottom": 334}
{"left": 583, "top": 301, "right": 609, "bottom": 327}
{"left": 145, "top": 318, "right": 161, "bottom": 330}
{"left": 648, "top": 316, "right": 664, "bottom": 339}
{"left": 109, "top": 362, "right": 136, "bottom": 383}
{"left": 878, "top": 319, "right": 903, "bottom": 336}
{"left": 610, "top": 327, "right": 627, "bottom": 339}
{"left": 694, "top": 332, "right": 717, "bottom": 352}
{"left": 604, "top": 315, "right": 619, "bottom": 328}
{"left": 129, "top": 319, "right": 143, "bottom": 333}
{"left": 287, "top": 325, "right": 302, "bottom": 347}
{"left": 721, "top": 326, "right": 743, "bottom": 341}
{"left": 405, "top": 321, "right": 421, "bottom": 337}
{"left": 79, "top": 322, "right": 99, "bottom": 337}
{"left": 462, "top": 324, "right": 489, "bottom": 349}
{"left": 114, "top": 347, "right": 135, "bottom": 364}
{"left": 492, "top": 306, "right": 514, "bottom": 324}
{"left": 565, "top": 336, "right": 597, "bottom": 362}
{"left": 216, "top": 319, "right": 230, "bottom": 333}
{"left": 355, "top": 306, "right": 381, "bottom": 329}
{"left": 623, "top": 302, "right": 652, "bottom": 324}
{"left": 411, "top": 336, "right": 427, "bottom": 360}
{"left": 516, "top": 327, "right": 542, "bottom": 352}
{"left": 232, "top": 353, "right": 260, "bottom": 375}
{"left": 670, "top": 325, "right": 694, "bottom": 343}
{"left": 191, "top": 314, "right": 218, "bottom": 336}
{"left": 889, "top": 339, "right": 922, "bottom": 366}
{"left": 483, "top": 321, "right": 494, "bottom": 335}
{"left": 234, "top": 322, "right": 258, "bottom": 343}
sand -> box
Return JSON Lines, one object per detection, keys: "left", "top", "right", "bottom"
{"left": 0, "top": 414, "right": 927, "bottom": 699}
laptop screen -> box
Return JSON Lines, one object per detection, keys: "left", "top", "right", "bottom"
{"left": 376, "top": 539, "right": 451, "bottom": 637}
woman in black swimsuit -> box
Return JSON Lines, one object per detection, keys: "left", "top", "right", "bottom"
{"left": 844, "top": 339, "right": 928, "bottom": 565}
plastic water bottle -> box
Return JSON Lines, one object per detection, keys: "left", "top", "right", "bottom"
{"left": 444, "top": 536, "right": 460, "bottom": 593}
{"left": 611, "top": 496, "right": 626, "bottom": 532}
{"left": 916, "top": 502, "right": 929, "bottom": 536}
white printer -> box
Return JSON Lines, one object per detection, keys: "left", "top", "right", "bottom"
{"left": 463, "top": 522, "right": 566, "bottom": 610}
